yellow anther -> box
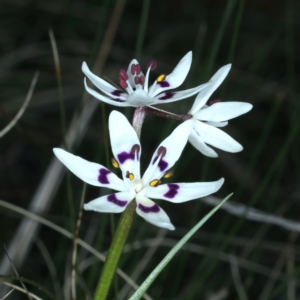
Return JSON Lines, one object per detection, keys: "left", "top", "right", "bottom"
{"left": 163, "top": 170, "right": 174, "bottom": 178}
{"left": 149, "top": 179, "right": 161, "bottom": 187}
{"left": 126, "top": 171, "right": 135, "bottom": 181}
{"left": 157, "top": 74, "right": 166, "bottom": 83}
{"left": 111, "top": 158, "right": 119, "bottom": 168}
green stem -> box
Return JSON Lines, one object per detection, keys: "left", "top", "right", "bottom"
{"left": 93, "top": 201, "right": 136, "bottom": 300}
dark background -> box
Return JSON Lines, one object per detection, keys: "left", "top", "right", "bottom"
{"left": 0, "top": 0, "right": 299, "bottom": 299}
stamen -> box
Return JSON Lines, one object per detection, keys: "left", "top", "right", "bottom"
{"left": 119, "top": 79, "right": 128, "bottom": 89}
{"left": 209, "top": 99, "right": 221, "bottom": 106}
{"left": 111, "top": 158, "right": 119, "bottom": 168}
{"left": 139, "top": 76, "right": 145, "bottom": 85}
{"left": 157, "top": 74, "right": 166, "bottom": 83}
{"left": 136, "top": 64, "right": 141, "bottom": 75}
{"left": 163, "top": 170, "right": 174, "bottom": 178}
{"left": 134, "top": 76, "right": 140, "bottom": 85}
{"left": 157, "top": 146, "right": 167, "bottom": 158}
{"left": 131, "top": 144, "right": 141, "bottom": 154}
{"left": 126, "top": 171, "right": 135, "bottom": 181}
{"left": 119, "top": 69, "right": 128, "bottom": 81}
{"left": 131, "top": 64, "right": 137, "bottom": 75}
{"left": 149, "top": 179, "right": 161, "bottom": 187}
{"left": 147, "top": 60, "right": 157, "bottom": 70}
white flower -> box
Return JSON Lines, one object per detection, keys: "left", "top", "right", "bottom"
{"left": 184, "top": 64, "right": 253, "bottom": 157}
{"left": 82, "top": 52, "right": 209, "bottom": 108}
{"left": 53, "top": 111, "right": 224, "bottom": 230}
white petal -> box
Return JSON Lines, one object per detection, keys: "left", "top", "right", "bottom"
{"left": 146, "top": 178, "right": 224, "bottom": 203}
{"left": 152, "top": 82, "right": 209, "bottom": 105}
{"left": 188, "top": 125, "right": 218, "bottom": 157}
{"left": 136, "top": 195, "right": 175, "bottom": 230}
{"left": 127, "top": 59, "right": 144, "bottom": 88}
{"left": 149, "top": 51, "right": 192, "bottom": 97}
{"left": 109, "top": 111, "right": 141, "bottom": 179}
{"left": 194, "top": 102, "right": 253, "bottom": 122}
{"left": 195, "top": 121, "right": 243, "bottom": 153}
{"left": 84, "top": 191, "right": 134, "bottom": 213}
{"left": 206, "top": 121, "right": 228, "bottom": 127}
{"left": 84, "top": 79, "right": 130, "bottom": 107}
{"left": 142, "top": 120, "right": 192, "bottom": 185}
{"left": 189, "top": 64, "right": 231, "bottom": 114}
{"left": 82, "top": 62, "right": 127, "bottom": 100}
{"left": 53, "top": 148, "right": 127, "bottom": 191}
{"left": 143, "top": 66, "right": 151, "bottom": 93}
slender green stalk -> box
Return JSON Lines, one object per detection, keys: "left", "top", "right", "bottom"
{"left": 135, "top": 0, "right": 151, "bottom": 60}
{"left": 93, "top": 201, "right": 136, "bottom": 300}
{"left": 202, "top": 0, "right": 237, "bottom": 79}
{"left": 49, "top": 29, "right": 74, "bottom": 231}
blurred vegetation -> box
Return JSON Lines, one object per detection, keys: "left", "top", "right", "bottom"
{"left": 0, "top": 0, "right": 299, "bottom": 299}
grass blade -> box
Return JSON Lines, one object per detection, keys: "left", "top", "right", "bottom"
{"left": 129, "top": 193, "right": 233, "bottom": 300}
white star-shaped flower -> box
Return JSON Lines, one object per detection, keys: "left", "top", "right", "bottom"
{"left": 53, "top": 111, "right": 224, "bottom": 230}
{"left": 183, "top": 64, "right": 253, "bottom": 157}
{"left": 82, "top": 52, "right": 209, "bottom": 108}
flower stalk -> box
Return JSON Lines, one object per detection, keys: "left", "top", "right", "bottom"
{"left": 93, "top": 201, "right": 136, "bottom": 300}
{"left": 93, "top": 106, "right": 145, "bottom": 300}
{"left": 92, "top": 106, "right": 191, "bottom": 299}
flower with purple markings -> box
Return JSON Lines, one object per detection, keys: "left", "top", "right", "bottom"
{"left": 183, "top": 64, "right": 253, "bottom": 157}
{"left": 82, "top": 52, "right": 209, "bottom": 108}
{"left": 53, "top": 111, "right": 224, "bottom": 230}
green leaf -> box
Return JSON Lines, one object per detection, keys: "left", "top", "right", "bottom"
{"left": 128, "top": 193, "right": 233, "bottom": 300}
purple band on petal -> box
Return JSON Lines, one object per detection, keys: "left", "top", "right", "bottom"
{"left": 152, "top": 156, "right": 168, "bottom": 171}
{"left": 164, "top": 183, "right": 179, "bottom": 199}
{"left": 111, "top": 90, "right": 123, "bottom": 97}
{"left": 107, "top": 194, "right": 128, "bottom": 207}
{"left": 98, "top": 168, "right": 111, "bottom": 184}
{"left": 158, "top": 92, "right": 175, "bottom": 100}
{"left": 158, "top": 81, "right": 170, "bottom": 88}
{"left": 118, "top": 151, "right": 134, "bottom": 164}
{"left": 138, "top": 203, "right": 160, "bottom": 213}
{"left": 158, "top": 160, "right": 168, "bottom": 171}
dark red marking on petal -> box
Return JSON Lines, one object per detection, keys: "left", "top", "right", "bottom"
{"left": 158, "top": 81, "right": 170, "bottom": 88}
{"left": 131, "top": 64, "right": 137, "bottom": 75}
{"left": 157, "top": 146, "right": 167, "bottom": 158}
{"left": 134, "top": 76, "right": 140, "bottom": 85}
{"left": 119, "top": 69, "right": 129, "bottom": 80}
{"left": 164, "top": 183, "right": 179, "bottom": 199}
{"left": 117, "top": 151, "right": 134, "bottom": 164}
{"left": 139, "top": 76, "right": 145, "bottom": 85}
{"left": 136, "top": 64, "right": 141, "bottom": 75}
{"left": 158, "top": 92, "right": 175, "bottom": 100}
{"left": 152, "top": 155, "right": 168, "bottom": 172}
{"left": 119, "top": 79, "right": 128, "bottom": 89}
{"left": 138, "top": 203, "right": 160, "bottom": 213}
{"left": 107, "top": 194, "right": 128, "bottom": 207}
{"left": 209, "top": 99, "right": 221, "bottom": 106}
{"left": 131, "top": 144, "right": 140, "bottom": 155}
{"left": 98, "top": 168, "right": 111, "bottom": 184}
{"left": 111, "top": 90, "right": 123, "bottom": 97}
{"left": 147, "top": 60, "right": 157, "bottom": 70}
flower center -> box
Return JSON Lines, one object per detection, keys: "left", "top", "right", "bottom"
{"left": 117, "top": 59, "right": 158, "bottom": 94}
{"left": 127, "top": 89, "right": 154, "bottom": 106}
{"left": 134, "top": 179, "right": 144, "bottom": 193}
